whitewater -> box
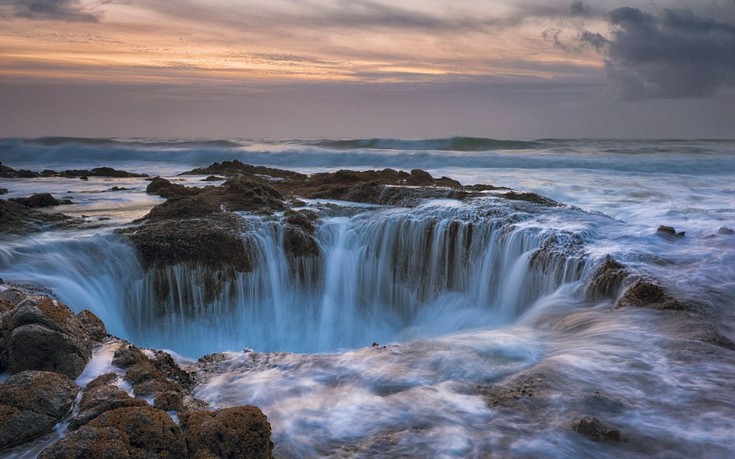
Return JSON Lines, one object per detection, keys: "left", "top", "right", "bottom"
{"left": 1, "top": 137, "right": 734, "bottom": 457}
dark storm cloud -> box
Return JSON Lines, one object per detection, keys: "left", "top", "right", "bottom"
{"left": 583, "top": 7, "right": 735, "bottom": 99}
{"left": 0, "top": 0, "right": 103, "bottom": 21}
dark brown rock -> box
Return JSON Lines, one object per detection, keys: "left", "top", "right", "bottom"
{"left": 0, "top": 188, "right": 7, "bottom": 195}
{"left": 70, "top": 384, "right": 148, "bottom": 430}
{"left": 154, "top": 391, "right": 184, "bottom": 412}
{"left": 149, "top": 350, "right": 193, "bottom": 389}
{"left": 181, "top": 406, "right": 274, "bottom": 459}
{"left": 406, "top": 169, "right": 433, "bottom": 185}
{"left": 61, "top": 167, "right": 148, "bottom": 178}
{"left": 146, "top": 177, "right": 204, "bottom": 199}
{"left": 0, "top": 371, "right": 79, "bottom": 450}
{"left": 615, "top": 280, "right": 666, "bottom": 308}
{"left": 76, "top": 309, "right": 107, "bottom": 341}
{"left": 124, "top": 362, "right": 181, "bottom": 397}
{"left": 40, "top": 406, "right": 188, "bottom": 459}
{"left": 182, "top": 159, "right": 307, "bottom": 180}
{"left": 573, "top": 417, "right": 624, "bottom": 442}
{"left": 112, "top": 343, "right": 148, "bottom": 370}
{"left": 87, "top": 373, "right": 120, "bottom": 389}
{"left": 587, "top": 257, "right": 630, "bottom": 300}
{"left": 656, "top": 225, "right": 685, "bottom": 238}
{"left": 1, "top": 296, "right": 103, "bottom": 378}
{"left": 201, "top": 175, "right": 225, "bottom": 181}
{"left": 10, "top": 193, "right": 61, "bottom": 208}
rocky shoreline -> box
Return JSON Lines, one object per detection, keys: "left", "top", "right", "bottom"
{"left": 2, "top": 160, "right": 734, "bottom": 456}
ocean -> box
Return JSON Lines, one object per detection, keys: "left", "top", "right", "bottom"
{"left": 1, "top": 137, "right": 734, "bottom": 457}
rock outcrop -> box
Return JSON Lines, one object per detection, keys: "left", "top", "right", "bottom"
{"left": 0, "top": 292, "right": 106, "bottom": 378}
{"left": 40, "top": 406, "right": 189, "bottom": 459}
{"left": 181, "top": 406, "right": 274, "bottom": 459}
{"left": 573, "top": 416, "right": 625, "bottom": 442}
{"left": 9, "top": 193, "right": 70, "bottom": 208}
{"left": 0, "top": 371, "right": 78, "bottom": 450}
{"left": 0, "top": 200, "right": 75, "bottom": 235}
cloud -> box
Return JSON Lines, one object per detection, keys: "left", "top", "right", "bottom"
{"left": 583, "top": 6, "right": 735, "bottom": 99}
{"left": 0, "top": 0, "right": 104, "bottom": 21}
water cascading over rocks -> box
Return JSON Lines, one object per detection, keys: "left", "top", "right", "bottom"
{"left": 110, "top": 166, "right": 596, "bottom": 355}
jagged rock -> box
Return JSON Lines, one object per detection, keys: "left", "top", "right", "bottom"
{"left": 1, "top": 296, "right": 105, "bottom": 378}
{"left": 112, "top": 343, "right": 148, "bottom": 369}
{"left": 181, "top": 406, "right": 274, "bottom": 459}
{"left": 0, "top": 371, "right": 79, "bottom": 450}
{"left": 573, "top": 416, "right": 625, "bottom": 442}
{"left": 615, "top": 280, "right": 666, "bottom": 309}
{"left": 70, "top": 384, "right": 148, "bottom": 430}
{"left": 0, "top": 199, "right": 74, "bottom": 234}
{"left": 587, "top": 257, "right": 630, "bottom": 300}
{"left": 40, "top": 406, "right": 188, "bottom": 459}
{"left": 146, "top": 177, "right": 205, "bottom": 199}
{"left": 148, "top": 349, "right": 193, "bottom": 389}
{"left": 283, "top": 212, "right": 320, "bottom": 259}
{"left": 656, "top": 225, "right": 685, "bottom": 239}
{"left": 182, "top": 159, "right": 307, "bottom": 180}
{"left": 502, "top": 191, "right": 560, "bottom": 206}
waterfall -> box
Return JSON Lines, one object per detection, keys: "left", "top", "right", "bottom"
{"left": 0, "top": 200, "right": 589, "bottom": 357}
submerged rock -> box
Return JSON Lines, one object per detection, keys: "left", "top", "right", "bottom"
{"left": 573, "top": 417, "right": 625, "bottom": 442}
{"left": 0, "top": 371, "right": 79, "bottom": 450}
{"left": 181, "top": 406, "right": 274, "bottom": 459}
{"left": 656, "top": 225, "right": 685, "bottom": 239}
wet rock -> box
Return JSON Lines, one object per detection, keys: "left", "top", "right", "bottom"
{"left": 0, "top": 371, "right": 79, "bottom": 450}
{"left": 154, "top": 391, "right": 184, "bottom": 412}
{"left": 0, "top": 188, "right": 7, "bottom": 195}
{"left": 218, "top": 176, "right": 286, "bottom": 213}
{"left": 11, "top": 193, "right": 61, "bottom": 208}
{"left": 122, "top": 215, "right": 251, "bottom": 272}
{"left": 146, "top": 177, "right": 204, "bottom": 199}
{"left": 181, "top": 406, "right": 274, "bottom": 459}
{"left": 149, "top": 349, "right": 193, "bottom": 389}
{"left": 0, "top": 200, "right": 73, "bottom": 234}
{"left": 182, "top": 159, "right": 307, "bottom": 180}
{"left": 76, "top": 309, "right": 107, "bottom": 341}
{"left": 70, "top": 384, "right": 148, "bottom": 430}
{"left": 615, "top": 280, "right": 666, "bottom": 309}
{"left": 0, "top": 163, "right": 40, "bottom": 178}
{"left": 587, "top": 257, "right": 630, "bottom": 300}
{"left": 112, "top": 343, "right": 148, "bottom": 369}
{"left": 478, "top": 371, "right": 546, "bottom": 408}
{"left": 502, "top": 191, "right": 560, "bottom": 207}
{"left": 202, "top": 175, "right": 225, "bottom": 181}
{"left": 109, "top": 186, "right": 129, "bottom": 191}
{"left": 656, "top": 225, "right": 685, "bottom": 239}
{"left": 61, "top": 167, "right": 148, "bottom": 178}
{"left": 717, "top": 226, "right": 734, "bottom": 235}
{"left": 573, "top": 416, "right": 625, "bottom": 442}
{"left": 1, "top": 295, "right": 105, "bottom": 378}
{"left": 124, "top": 362, "right": 181, "bottom": 397}
{"left": 87, "top": 373, "right": 120, "bottom": 389}
{"left": 406, "top": 169, "right": 433, "bottom": 185}
{"left": 283, "top": 211, "right": 320, "bottom": 258}
{"left": 40, "top": 406, "right": 188, "bottom": 459}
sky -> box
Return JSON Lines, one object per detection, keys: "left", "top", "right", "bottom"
{"left": 0, "top": 0, "right": 734, "bottom": 139}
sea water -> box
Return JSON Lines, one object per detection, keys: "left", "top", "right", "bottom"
{"left": 1, "top": 137, "right": 734, "bottom": 457}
